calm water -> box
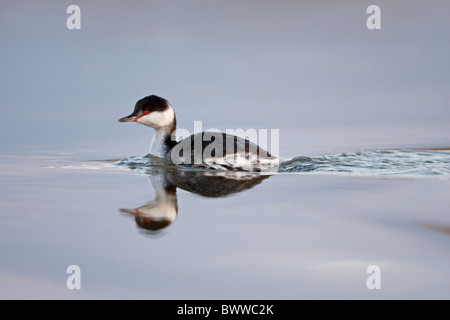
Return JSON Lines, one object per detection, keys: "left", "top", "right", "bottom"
{"left": 1, "top": 1, "right": 450, "bottom": 299}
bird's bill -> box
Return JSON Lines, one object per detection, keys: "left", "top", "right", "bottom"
{"left": 118, "top": 114, "right": 138, "bottom": 122}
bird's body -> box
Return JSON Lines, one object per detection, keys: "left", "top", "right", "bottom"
{"left": 119, "top": 95, "right": 278, "bottom": 172}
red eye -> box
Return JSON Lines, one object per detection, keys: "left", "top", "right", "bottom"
{"left": 143, "top": 110, "right": 149, "bottom": 115}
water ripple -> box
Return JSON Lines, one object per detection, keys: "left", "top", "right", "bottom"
{"left": 65, "top": 149, "right": 450, "bottom": 179}
{"left": 278, "top": 149, "right": 450, "bottom": 178}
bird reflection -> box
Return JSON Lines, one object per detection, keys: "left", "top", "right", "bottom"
{"left": 119, "top": 168, "right": 270, "bottom": 236}
{"left": 119, "top": 174, "right": 178, "bottom": 235}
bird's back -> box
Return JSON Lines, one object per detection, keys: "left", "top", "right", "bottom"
{"left": 168, "top": 132, "right": 278, "bottom": 172}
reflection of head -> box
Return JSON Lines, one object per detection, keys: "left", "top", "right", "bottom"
{"left": 119, "top": 181, "right": 177, "bottom": 235}
{"left": 120, "top": 203, "right": 177, "bottom": 233}
{"left": 134, "top": 214, "right": 173, "bottom": 232}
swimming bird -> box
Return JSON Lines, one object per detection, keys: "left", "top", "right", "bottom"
{"left": 118, "top": 95, "right": 278, "bottom": 172}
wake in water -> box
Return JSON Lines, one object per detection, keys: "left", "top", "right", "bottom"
{"left": 58, "top": 148, "right": 450, "bottom": 179}
{"left": 112, "top": 149, "right": 450, "bottom": 179}
{"left": 279, "top": 149, "right": 450, "bottom": 178}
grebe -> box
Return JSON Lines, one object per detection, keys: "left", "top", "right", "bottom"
{"left": 118, "top": 95, "right": 278, "bottom": 172}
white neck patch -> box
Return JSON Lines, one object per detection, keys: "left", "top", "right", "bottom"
{"left": 137, "top": 106, "right": 175, "bottom": 128}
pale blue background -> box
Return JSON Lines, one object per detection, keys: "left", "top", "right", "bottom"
{"left": 1, "top": 0, "right": 449, "bottom": 158}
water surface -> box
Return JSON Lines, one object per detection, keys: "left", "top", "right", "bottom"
{"left": 1, "top": 150, "right": 450, "bottom": 299}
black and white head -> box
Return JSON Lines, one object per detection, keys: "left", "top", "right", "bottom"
{"left": 118, "top": 95, "right": 175, "bottom": 129}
